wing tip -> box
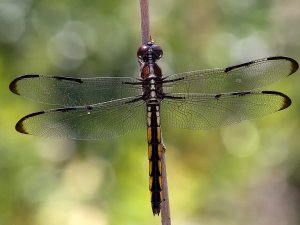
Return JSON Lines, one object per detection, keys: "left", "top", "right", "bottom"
{"left": 15, "top": 111, "right": 45, "bottom": 134}
{"left": 287, "top": 57, "right": 299, "bottom": 75}
{"left": 266, "top": 56, "right": 299, "bottom": 76}
{"left": 15, "top": 121, "right": 28, "bottom": 134}
{"left": 224, "top": 56, "right": 299, "bottom": 75}
{"left": 262, "top": 90, "right": 292, "bottom": 111}
{"left": 9, "top": 74, "right": 40, "bottom": 95}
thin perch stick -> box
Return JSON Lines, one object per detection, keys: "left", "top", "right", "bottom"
{"left": 139, "top": 1, "right": 172, "bottom": 224}
{"left": 161, "top": 138, "right": 172, "bottom": 225}
{"left": 139, "top": 0, "right": 150, "bottom": 43}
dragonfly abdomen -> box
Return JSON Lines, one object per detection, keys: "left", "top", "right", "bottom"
{"left": 147, "top": 104, "right": 163, "bottom": 215}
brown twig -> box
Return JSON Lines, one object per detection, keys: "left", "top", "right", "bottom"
{"left": 139, "top": 0, "right": 150, "bottom": 44}
{"left": 160, "top": 137, "right": 172, "bottom": 225}
{"left": 139, "top": 1, "right": 172, "bottom": 225}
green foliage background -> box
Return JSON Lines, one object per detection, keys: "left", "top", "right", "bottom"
{"left": 0, "top": 0, "right": 300, "bottom": 224}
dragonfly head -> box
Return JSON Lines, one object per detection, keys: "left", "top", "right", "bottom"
{"left": 137, "top": 42, "right": 163, "bottom": 62}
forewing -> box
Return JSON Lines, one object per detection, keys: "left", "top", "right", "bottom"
{"left": 9, "top": 75, "right": 141, "bottom": 106}
{"left": 163, "top": 56, "right": 298, "bottom": 94}
{"left": 161, "top": 91, "right": 291, "bottom": 130}
{"left": 16, "top": 96, "right": 146, "bottom": 140}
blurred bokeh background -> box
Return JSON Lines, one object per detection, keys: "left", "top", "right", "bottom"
{"left": 0, "top": 0, "right": 300, "bottom": 224}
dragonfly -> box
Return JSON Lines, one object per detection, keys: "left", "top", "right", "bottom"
{"left": 9, "top": 41, "right": 298, "bottom": 215}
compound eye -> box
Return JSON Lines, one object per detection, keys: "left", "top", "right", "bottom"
{"left": 152, "top": 45, "right": 163, "bottom": 60}
{"left": 137, "top": 45, "right": 149, "bottom": 60}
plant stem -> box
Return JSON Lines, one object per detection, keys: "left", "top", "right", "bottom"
{"left": 161, "top": 140, "right": 172, "bottom": 225}
{"left": 139, "top": 0, "right": 150, "bottom": 43}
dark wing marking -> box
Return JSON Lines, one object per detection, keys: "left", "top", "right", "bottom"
{"left": 161, "top": 91, "right": 291, "bottom": 130}
{"left": 15, "top": 96, "right": 146, "bottom": 140}
{"left": 163, "top": 56, "right": 298, "bottom": 94}
{"left": 9, "top": 74, "right": 141, "bottom": 106}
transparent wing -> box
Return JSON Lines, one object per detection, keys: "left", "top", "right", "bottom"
{"left": 161, "top": 91, "right": 291, "bottom": 130}
{"left": 15, "top": 96, "right": 146, "bottom": 140}
{"left": 163, "top": 56, "right": 298, "bottom": 94}
{"left": 9, "top": 74, "right": 142, "bottom": 106}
